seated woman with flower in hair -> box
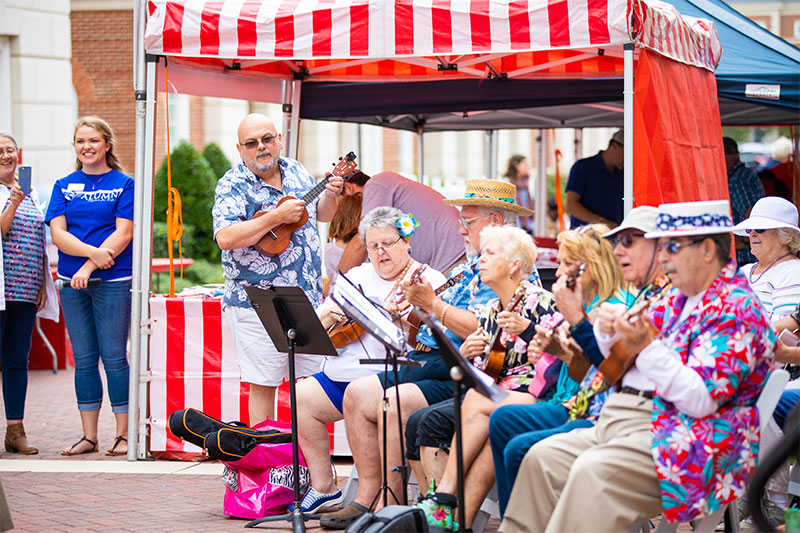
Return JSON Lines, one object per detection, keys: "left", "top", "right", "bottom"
{"left": 292, "top": 207, "right": 447, "bottom": 514}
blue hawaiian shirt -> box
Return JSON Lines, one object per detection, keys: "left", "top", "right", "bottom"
{"left": 415, "top": 255, "right": 542, "bottom": 350}
{"left": 213, "top": 158, "right": 323, "bottom": 309}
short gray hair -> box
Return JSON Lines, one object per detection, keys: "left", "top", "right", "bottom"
{"left": 358, "top": 206, "right": 405, "bottom": 242}
{"left": 776, "top": 227, "right": 800, "bottom": 254}
{"left": 0, "top": 132, "right": 18, "bottom": 149}
{"left": 476, "top": 206, "right": 517, "bottom": 226}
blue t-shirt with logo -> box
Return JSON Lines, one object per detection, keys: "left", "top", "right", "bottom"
{"left": 45, "top": 169, "right": 135, "bottom": 280}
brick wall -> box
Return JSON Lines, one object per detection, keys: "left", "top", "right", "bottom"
{"left": 70, "top": 9, "right": 136, "bottom": 173}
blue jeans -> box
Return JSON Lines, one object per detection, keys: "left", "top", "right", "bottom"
{"left": 489, "top": 402, "right": 593, "bottom": 517}
{"left": 0, "top": 301, "right": 37, "bottom": 420}
{"left": 773, "top": 388, "right": 800, "bottom": 430}
{"left": 60, "top": 280, "right": 131, "bottom": 413}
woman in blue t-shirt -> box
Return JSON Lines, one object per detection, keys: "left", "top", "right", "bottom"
{"left": 46, "top": 117, "right": 134, "bottom": 457}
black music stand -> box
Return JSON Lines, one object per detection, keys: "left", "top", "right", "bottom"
{"left": 243, "top": 286, "right": 337, "bottom": 532}
{"left": 330, "top": 272, "right": 418, "bottom": 508}
{"left": 418, "top": 314, "right": 508, "bottom": 531}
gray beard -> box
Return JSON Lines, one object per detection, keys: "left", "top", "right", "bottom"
{"left": 252, "top": 151, "right": 277, "bottom": 173}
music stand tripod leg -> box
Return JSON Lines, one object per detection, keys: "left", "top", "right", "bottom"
{"left": 245, "top": 331, "right": 320, "bottom": 530}
{"left": 451, "top": 366, "right": 466, "bottom": 532}
{"left": 369, "top": 346, "right": 410, "bottom": 510}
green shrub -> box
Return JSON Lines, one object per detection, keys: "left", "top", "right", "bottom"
{"left": 203, "top": 142, "right": 233, "bottom": 180}
{"left": 154, "top": 140, "right": 218, "bottom": 262}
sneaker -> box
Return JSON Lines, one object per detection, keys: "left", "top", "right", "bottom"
{"left": 416, "top": 492, "right": 459, "bottom": 531}
{"left": 288, "top": 487, "right": 343, "bottom": 514}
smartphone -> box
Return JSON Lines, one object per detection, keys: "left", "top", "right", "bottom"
{"left": 779, "top": 328, "right": 799, "bottom": 347}
{"left": 17, "top": 166, "right": 32, "bottom": 196}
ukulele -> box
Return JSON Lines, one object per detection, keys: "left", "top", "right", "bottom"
{"left": 597, "top": 277, "right": 670, "bottom": 386}
{"left": 538, "top": 262, "right": 591, "bottom": 382}
{"left": 252, "top": 152, "right": 357, "bottom": 256}
{"left": 476, "top": 291, "right": 526, "bottom": 383}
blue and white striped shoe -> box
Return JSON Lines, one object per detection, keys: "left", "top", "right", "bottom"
{"left": 289, "top": 487, "right": 344, "bottom": 514}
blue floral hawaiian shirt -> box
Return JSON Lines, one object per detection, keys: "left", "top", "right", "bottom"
{"left": 213, "top": 158, "right": 323, "bottom": 309}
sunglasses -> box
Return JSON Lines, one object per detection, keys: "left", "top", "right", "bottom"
{"left": 610, "top": 233, "right": 646, "bottom": 249}
{"left": 241, "top": 135, "right": 277, "bottom": 150}
{"left": 660, "top": 238, "right": 705, "bottom": 254}
{"left": 578, "top": 225, "right": 602, "bottom": 244}
{"left": 746, "top": 229, "right": 767, "bottom": 234}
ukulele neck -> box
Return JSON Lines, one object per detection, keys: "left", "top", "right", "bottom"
{"left": 300, "top": 175, "right": 331, "bottom": 205}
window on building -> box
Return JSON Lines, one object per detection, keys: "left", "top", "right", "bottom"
{"left": 0, "top": 37, "right": 11, "bottom": 133}
{"left": 794, "top": 20, "right": 800, "bottom": 38}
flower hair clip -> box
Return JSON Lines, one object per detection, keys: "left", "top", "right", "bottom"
{"left": 396, "top": 213, "right": 419, "bottom": 237}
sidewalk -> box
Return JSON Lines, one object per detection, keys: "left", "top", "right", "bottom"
{"left": 1, "top": 370, "right": 500, "bottom": 532}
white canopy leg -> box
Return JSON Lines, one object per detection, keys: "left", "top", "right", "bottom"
{"left": 623, "top": 42, "right": 634, "bottom": 215}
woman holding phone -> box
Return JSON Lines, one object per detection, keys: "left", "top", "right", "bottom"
{"left": 0, "top": 132, "right": 58, "bottom": 454}
{"left": 46, "top": 117, "right": 134, "bottom": 456}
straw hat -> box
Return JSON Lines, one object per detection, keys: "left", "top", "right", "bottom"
{"left": 603, "top": 206, "right": 658, "bottom": 238}
{"left": 732, "top": 196, "right": 800, "bottom": 236}
{"left": 443, "top": 179, "right": 534, "bottom": 216}
{"left": 644, "top": 200, "right": 733, "bottom": 239}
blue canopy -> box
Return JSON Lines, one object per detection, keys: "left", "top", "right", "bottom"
{"left": 300, "top": 0, "right": 799, "bottom": 130}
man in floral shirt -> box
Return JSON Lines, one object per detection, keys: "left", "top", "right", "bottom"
{"left": 213, "top": 113, "right": 343, "bottom": 425}
{"left": 501, "top": 200, "right": 774, "bottom": 532}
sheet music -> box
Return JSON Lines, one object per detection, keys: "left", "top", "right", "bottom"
{"left": 331, "top": 272, "right": 406, "bottom": 353}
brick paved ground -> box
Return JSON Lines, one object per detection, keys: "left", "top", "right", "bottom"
{"left": 1, "top": 370, "right": 502, "bottom": 532}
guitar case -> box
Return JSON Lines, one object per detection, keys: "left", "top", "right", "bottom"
{"left": 168, "top": 408, "right": 291, "bottom": 461}
{"left": 345, "top": 506, "right": 430, "bottom": 533}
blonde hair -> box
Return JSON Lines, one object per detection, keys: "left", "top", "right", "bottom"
{"left": 557, "top": 224, "right": 626, "bottom": 302}
{"left": 776, "top": 227, "right": 800, "bottom": 254}
{"left": 73, "top": 116, "right": 125, "bottom": 172}
{"left": 479, "top": 225, "right": 537, "bottom": 278}
{"left": 328, "top": 193, "right": 362, "bottom": 242}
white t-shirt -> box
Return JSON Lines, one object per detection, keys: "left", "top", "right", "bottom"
{"left": 319, "top": 261, "right": 447, "bottom": 382}
{"left": 740, "top": 258, "right": 800, "bottom": 320}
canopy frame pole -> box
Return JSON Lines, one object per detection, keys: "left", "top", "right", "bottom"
{"left": 623, "top": 42, "right": 634, "bottom": 215}
{"left": 129, "top": 0, "right": 156, "bottom": 460}
{"left": 286, "top": 80, "right": 302, "bottom": 159}
{"left": 282, "top": 81, "right": 292, "bottom": 152}
{"left": 535, "top": 129, "right": 547, "bottom": 236}
{"left": 416, "top": 124, "right": 424, "bottom": 183}
{"left": 485, "top": 130, "right": 498, "bottom": 180}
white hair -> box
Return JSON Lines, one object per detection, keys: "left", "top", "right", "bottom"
{"left": 776, "top": 227, "right": 800, "bottom": 254}
{"left": 476, "top": 206, "right": 517, "bottom": 226}
{"left": 772, "top": 137, "right": 792, "bottom": 163}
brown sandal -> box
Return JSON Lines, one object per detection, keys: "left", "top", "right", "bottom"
{"left": 105, "top": 435, "right": 127, "bottom": 456}
{"left": 61, "top": 436, "right": 98, "bottom": 456}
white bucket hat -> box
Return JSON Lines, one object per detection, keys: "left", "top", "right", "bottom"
{"left": 644, "top": 200, "right": 733, "bottom": 239}
{"left": 731, "top": 196, "right": 800, "bottom": 237}
{"left": 603, "top": 206, "right": 659, "bottom": 238}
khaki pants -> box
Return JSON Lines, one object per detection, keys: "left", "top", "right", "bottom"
{"left": 500, "top": 393, "right": 663, "bottom": 533}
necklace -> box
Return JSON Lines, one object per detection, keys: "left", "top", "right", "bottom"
{"left": 383, "top": 258, "right": 414, "bottom": 302}
{"left": 749, "top": 252, "right": 795, "bottom": 284}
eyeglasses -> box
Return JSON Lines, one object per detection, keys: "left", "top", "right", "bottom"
{"left": 610, "top": 233, "right": 646, "bottom": 249}
{"left": 241, "top": 135, "right": 277, "bottom": 150}
{"left": 459, "top": 214, "right": 491, "bottom": 229}
{"left": 365, "top": 236, "right": 403, "bottom": 254}
{"left": 660, "top": 238, "right": 705, "bottom": 254}
{"left": 747, "top": 228, "right": 767, "bottom": 234}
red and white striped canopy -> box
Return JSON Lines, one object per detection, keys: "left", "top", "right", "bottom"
{"left": 144, "top": 0, "right": 721, "bottom": 80}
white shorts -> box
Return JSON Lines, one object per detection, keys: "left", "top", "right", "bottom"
{"left": 224, "top": 305, "right": 321, "bottom": 387}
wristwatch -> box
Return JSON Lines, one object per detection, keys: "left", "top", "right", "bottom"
{"left": 569, "top": 317, "right": 588, "bottom": 334}
{"left": 791, "top": 302, "right": 800, "bottom": 330}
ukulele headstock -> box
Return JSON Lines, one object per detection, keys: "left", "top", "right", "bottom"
{"left": 332, "top": 152, "right": 358, "bottom": 179}
{"left": 565, "top": 262, "right": 586, "bottom": 289}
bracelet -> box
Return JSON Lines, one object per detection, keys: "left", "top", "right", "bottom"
{"left": 439, "top": 303, "right": 451, "bottom": 324}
